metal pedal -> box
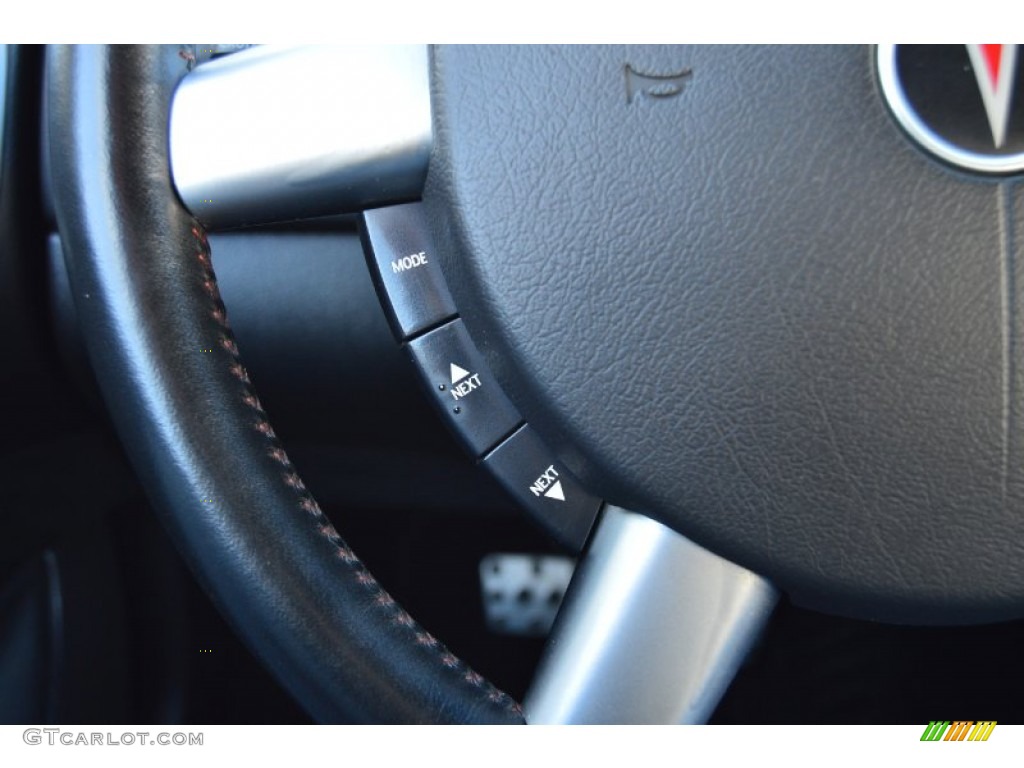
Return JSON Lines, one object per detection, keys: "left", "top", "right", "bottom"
{"left": 479, "top": 553, "right": 575, "bottom": 637}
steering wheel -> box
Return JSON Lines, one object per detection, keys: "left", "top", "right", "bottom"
{"left": 46, "top": 44, "right": 1024, "bottom": 723}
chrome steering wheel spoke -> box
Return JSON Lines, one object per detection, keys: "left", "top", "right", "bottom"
{"left": 170, "top": 45, "right": 431, "bottom": 230}
{"left": 526, "top": 506, "right": 777, "bottom": 724}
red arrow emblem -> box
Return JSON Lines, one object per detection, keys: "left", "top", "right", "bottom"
{"left": 966, "top": 44, "right": 1019, "bottom": 149}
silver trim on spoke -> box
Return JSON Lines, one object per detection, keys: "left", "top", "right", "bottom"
{"left": 169, "top": 45, "right": 432, "bottom": 229}
{"left": 523, "top": 505, "right": 778, "bottom": 724}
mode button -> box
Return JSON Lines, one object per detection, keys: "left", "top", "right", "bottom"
{"left": 360, "top": 202, "right": 458, "bottom": 339}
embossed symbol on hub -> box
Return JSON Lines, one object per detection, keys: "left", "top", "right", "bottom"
{"left": 625, "top": 64, "right": 693, "bottom": 104}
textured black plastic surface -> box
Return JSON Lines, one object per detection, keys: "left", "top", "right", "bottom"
{"left": 360, "top": 203, "right": 458, "bottom": 339}
{"left": 483, "top": 425, "right": 599, "bottom": 551}
{"left": 426, "top": 45, "right": 1024, "bottom": 623}
{"left": 407, "top": 319, "right": 523, "bottom": 457}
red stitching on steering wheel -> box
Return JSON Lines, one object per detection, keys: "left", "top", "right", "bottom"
{"left": 188, "top": 224, "right": 522, "bottom": 715}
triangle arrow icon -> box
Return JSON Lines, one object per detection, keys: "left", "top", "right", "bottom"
{"left": 450, "top": 363, "right": 471, "bottom": 384}
{"left": 543, "top": 481, "right": 566, "bottom": 502}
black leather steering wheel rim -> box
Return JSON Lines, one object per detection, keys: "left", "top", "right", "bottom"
{"left": 47, "top": 43, "right": 523, "bottom": 724}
